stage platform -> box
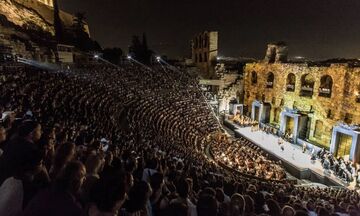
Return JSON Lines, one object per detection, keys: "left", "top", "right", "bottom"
{"left": 223, "top": 119, "right": 349, "bottom": 187}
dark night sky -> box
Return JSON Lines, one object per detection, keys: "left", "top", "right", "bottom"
{"left": 61, "top": 0, "right": 360, "bottom": 60}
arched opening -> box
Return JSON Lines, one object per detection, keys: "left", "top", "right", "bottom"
{"left": 300, "top": 74, "right": 315, "bottom": 97}
{"left": 251, "top": 71, "right": 257, "bottom": 85}
{"left": 314, "top": 120, "right": 324, "bottom": 139}
{"left": 319, "top": 75, "right": 333, "bottom": 98}
{"left": 203, "top": 52, "right": 207, "bottom": 62}
{"left": 204, "top": 34, "right": 208, "bottom": 48}
{"left": 286, "top": 73, "right": 296, "bottom": 92}
{"left": 266, "top": 72, "right": 274, "bottom": 88}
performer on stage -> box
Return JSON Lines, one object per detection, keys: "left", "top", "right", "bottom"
{"left": 302, "top": 142, "right": 307, "bottom": 153}
{"left": 310, "top": 148, "right": 317, "bottom": 163}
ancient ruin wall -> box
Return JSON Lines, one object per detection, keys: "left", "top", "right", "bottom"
{"left": 244, "top": 62, "right": 360, "bottom": 148}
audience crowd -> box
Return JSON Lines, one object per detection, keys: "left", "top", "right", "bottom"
{"left": 0, "top": 63, "right": 359, "bottom": 216}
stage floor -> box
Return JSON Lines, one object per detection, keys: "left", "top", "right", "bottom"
{"left": 226, "top": 122, "right": 352, "bottom": 188}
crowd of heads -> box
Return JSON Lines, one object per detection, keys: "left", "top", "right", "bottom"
{"left": 211, "top": 133, "right": 286, "bottom": 181}
{"left": 0, "top": 63, "right": 359, "bottom": 216}
{"left": 232, "top": 114, "right": 258, "bottom": 128}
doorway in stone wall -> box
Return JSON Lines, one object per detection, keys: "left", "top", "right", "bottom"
{"left": 336, "top": 133, "right": 352, "bottom": 160}
{"left": 285, "top": 116, "right": 295, "bottom": 136}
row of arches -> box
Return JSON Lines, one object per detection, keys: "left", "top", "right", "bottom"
{"left": 194, "top": 34, "right": 209, "bottom": 49}
{"left": 250, "top": 71, "right": 333, "bottom": 98}
{"left": 194, "top": 52, "right": 208, "bottom": 63}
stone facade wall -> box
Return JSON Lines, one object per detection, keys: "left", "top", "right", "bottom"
{"left": 5, "top": 0, "right": 90, "bottom": 36}
{"left": 37, "top": 0, "right": 53, "bottom": 7}
{"left": 191, "top": 31, "right": 218, "bottom": 78}
{"left": 244, "top": 62, "right": 360, "bottom": 148}
{"left": 264, "top": 43, "right": 288, "bottom": 63}
{"left": 1, "top": 27, "right": 54, "bottom": 62}
{"left": 1, "top": 0, "right": 55, "bottom": 35}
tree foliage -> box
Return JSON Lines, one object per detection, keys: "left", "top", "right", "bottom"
{"left": 128, "top": 33, "right": 153, "bottom": 65}
{"left": 68, "top": 12, "right": 101, "bottom": 52}
{"left": 102, "top": 48, "right": 123, "bottom": 65}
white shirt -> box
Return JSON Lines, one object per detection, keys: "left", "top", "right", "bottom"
{"left": 142, "top": 168, "right": 157, "bottom": 182}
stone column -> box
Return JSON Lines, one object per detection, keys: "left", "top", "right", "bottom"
{"left": 279, "top": 111, "right": 287, "bottom": 135}
{"left": 293, "top": 115, "right": 299, "bottom": 143}
{"left": 350, "top": 132, "right": 360, "bottom": 163}
{"left": 330, "top": 128, "right": 338, "bottom": 154}
{"left": 251, "top": 101, "right": 256, "bottom": 120}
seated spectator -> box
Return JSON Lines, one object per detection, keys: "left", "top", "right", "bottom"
{"left": 166, "top": 202, "right": 188, "bottom": 216}
{"left": 171, "top": 178, "right": 197, "bottom": 216}
{"left": 0, "top": 121, "right": 42, "bottom": 184}
{"left": 0, "top": 144, "right": 45, "bottom": 216}
{"left": 230, "top": 193, "right": 245, "bottom": 216}
{"left": 149, "top": 173, "right": 166, "bottom": 215}
{"left": 50, "top": 142, "right": 76, "bottom": 179}
{"left": 85, "top": 171, "right": 127, "bottom": 216}
{"left": 23, "top": 161, "right": 86, "bottom": 216}
{"left": 122, "top": 181, "right": 152, "bottom": 216}
{"left": 282, "top": 205, "right": 296, "bottom": 216}
{"left": 197, "top": 194, "right": 218, "bottom": 216}
{"left": 266, "top": 199, "right": 281, "bottom": 216}
{"left": 81, "top": 154, "right": 104, "bottom": 203}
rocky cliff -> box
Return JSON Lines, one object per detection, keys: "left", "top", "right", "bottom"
{"left": 0, "top": 0, "right": 54, "bottom": 34}
{"left": 0, "top": 0, "right": 90, "bottom": 36}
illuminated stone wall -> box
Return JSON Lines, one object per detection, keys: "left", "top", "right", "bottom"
{"left": 37, "top": 0, "right": 53, "bottom": 7}
{"left": 191, "top": 31, "right": 218, "bottom": 78}
{"left": 15, "top": 0, "right": 54, "bottom": 7}
{"left": 4, "top": 0, "right": 91, "bottom": 36}
{"left": 244, "top": 62, "right": 360, "bottom": 148}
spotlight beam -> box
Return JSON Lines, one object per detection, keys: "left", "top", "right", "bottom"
{"left": 127, "top": 57, "right": 153, "bottom": 71}
{"left": 96, "top": 56, "right": 120, "bottom": 68}
{"left": 17, "top": 57, "right": 59, "bottom": 71}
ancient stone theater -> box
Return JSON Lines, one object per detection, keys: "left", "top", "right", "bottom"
{"left": 243, "top": 43, "right": 360, "bottom": 162}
